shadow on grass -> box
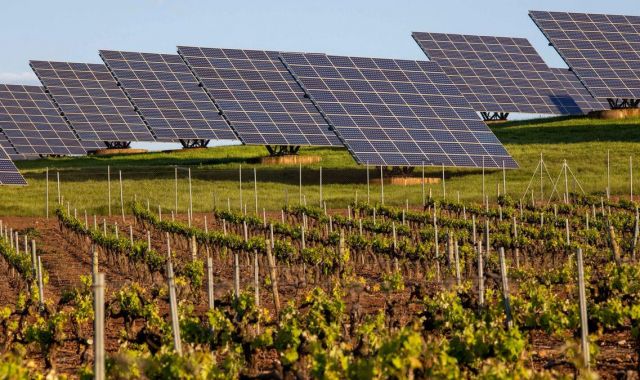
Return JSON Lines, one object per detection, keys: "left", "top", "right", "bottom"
{"left": 491, "top": 115, "right": 640, "bottom": 145}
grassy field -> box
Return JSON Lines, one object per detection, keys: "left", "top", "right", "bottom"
{"left": 1, "top": 115, "right": 640, "bottom": 216}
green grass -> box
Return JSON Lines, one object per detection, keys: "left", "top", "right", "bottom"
{"left": 2, "top": 115, "right": 640, "bottom": 216}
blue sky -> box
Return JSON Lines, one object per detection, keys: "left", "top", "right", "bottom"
{"left": 1, "top": 0, "right": 638, "bottom": 86}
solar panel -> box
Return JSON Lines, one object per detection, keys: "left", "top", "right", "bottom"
{"left": 30, "top": 61, "right": 154, "bottom": 143}
{"left": 0, "top": 131, "right": 22, "bottom": 160}
{"left": 412, "top": 32, "right": 587, "bottom": 115}
{"left": 0, "top": 84, "right": 87, "bottom": 157}
{"left": 99, "top": 50, "right": 238, "bottom": 142}
{"left": 0, "top": 145, "right": 26, "bottom": 185}
{"left": 280, "top": 53, "right": 517, "bottom": 168}
{"left": 177, "top": 46, "right": 342, "bottom": 147}
{"left": 530, "top": 10, "right": 640, "bottom": 102}
{"left": 551, "top": 68, "right": 606, "bottom": 112}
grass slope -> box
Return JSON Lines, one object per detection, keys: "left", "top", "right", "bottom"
{"left": 1, "top": 115, "right": 639, "bottom": 216}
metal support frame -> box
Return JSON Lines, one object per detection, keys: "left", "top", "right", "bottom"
{"left": 607, "top": 98, "right": 640, "bottom": 109}
{"left": 179, "top": 139, "right": 210, "bottom": 149}
{"left": 104, "top": 141, "right": 132, "bottom": 149}
{"left": 265, "top": 145, "right": 301, "bottom": 156}
{"left": 480, "top": 112, "right": 510, "bottom": 121}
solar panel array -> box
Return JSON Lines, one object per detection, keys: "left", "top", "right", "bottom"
{"left": 0, "top": 84, "right": 87, "bottom": 156}
{"left": 551, "top": 68, "right": 606, "bottom": 112}
{"left": 178, "top": 47, "right": 342, "bottom": 147}
{"left": 412, "top": 32, "right": 587, "bottom": 115}
{"left": 530, "top": 10, "right": 640, "bottom": 100}
{"left": 280, "top": 53, "right": 517, "bottom": 168}
{"left": 0, "top": 145, "right": 26, "bottom": 185}
{"left": 100, "top": 50, "right": 238, "bottom": 142}
{"left": 30, "top": 61, "right": 154, "bottom": 142}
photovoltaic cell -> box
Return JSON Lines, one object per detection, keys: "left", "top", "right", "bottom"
{"left": 0, "top": 84, "right": 87, "bottom": 157}
{"left": 30, "top": 61, "right": 154, "bottom": 142}
{"left": 412, "top": 32, "right": 589, "bottom": 115}
{"left": 551, "top": 68, "right": 607, "bottom": 112}
{"left": 280, "top": 53, "right": 517, "bottom": 168}
{"left": 177, "top": 46, "right": 342, "bottom": 147}
{"left": 0, "top": 145, "right": 26, "bottom": 185}
{"left": 530, "top": 10, "right": 640, "bottom": 99}
{"left": 99, "top": 50, "right": 238, "bottom": 142}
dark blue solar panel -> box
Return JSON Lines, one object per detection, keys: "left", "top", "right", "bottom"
{"left": 530, "top": 10, "right": 640, "bottom": 99}
{"left": 30, "top": 61, "right": 154, "bottom": 142}
{"left": 0, "top": 84, "right": 88, "bottom": 157}
{"left": 412, "top": 32, "right": 589, "bottom": 115}
{"left": 177, "top": 46, "right": 342, "bottom": 147}
{"left": 280, "top": 53, "right": 517, "bottom": 168}
{"left": 0, "top": 145, "right": 26, "bottom": 185}
{"left": 99, "top": 50, "right": 238, "bottom": 142}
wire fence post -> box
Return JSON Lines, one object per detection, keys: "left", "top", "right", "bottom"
{"left": 188, "top": 168, "right": 193, "bottom": 226}
{"left": 380, "top": 166, "right": 384, "bottom": 205}
{"left": 319, "top": 166, "right": 323, "bottom": 208}
{"left": 106, "top": 167, "right": 111, "bottom": 216}
{"left": 254, "top": 167, "right": 258, "bottom": 216}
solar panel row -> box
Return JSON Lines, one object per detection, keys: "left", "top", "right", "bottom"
{"left": 177, "top": 46, "right": 341, "bottom": 147}
{"left": 280, "top": 52, "right": 517, "bottom": 168}
{"left": 529, "top": 10, "right": 640, "bottom": 100}
{"left": 0, "top": 84, "right": 87, "bottom": 156}
{"left": 412, "top": 32, "right": 593, "bottom": 115}
{"left": 99, "top": 50, "right": 238, "bottom": 142}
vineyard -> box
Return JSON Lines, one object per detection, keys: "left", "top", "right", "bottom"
{"left": 0, "top": 186, "right": 639, "bottom": 379}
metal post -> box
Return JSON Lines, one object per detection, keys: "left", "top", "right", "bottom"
{"left": 421, "top": 162, "right": 425, "bottom": 206}
{"left": 498, "top": 247, "right": 513, "bottom": 328}
{"left": 119, "top": 170, "right": 125, "bottom": 222}
{"left": 37, "top": 256, "right": 44, "bottom": 308}
{"left": 380, "top": 166, "right": 384, "bottom": 205}
{"left": 188, "top": 168, "right": 193, "bottom": 225}
{"left": 607, "top": 150, "right": 610, "bottom": 200}
{"left": 107, "top": 167, "right": 111, "bottom": 216}
{"left": 174, "top": 166, "right": 178, "bottom": 214}
{"left": 166, "top": 257, "right": 182, "bottom": 355}
{"left": 254, "top": 252, "right": 260, "bottom": 307}
{"left": 502, "top": 160, "right": 507, "bottom": 196}
{"left": 576, "top": 248, "right": 590, "bottom": 369}
{"left": 57, "top": 170, "right": 61, "bottom": 205}
{"left": 299, "top": 163, "right": 302, "bottom": 205}
{"left": 93, "top": 272, "right": 105, "bottom": 380}
{"left": 254, "top": 167, "right": 258, "bottom": 216}
{"left": 319, "top": 166, "right": 323, "bottom": 208}
{"left": 45, "top": 168, "right": 49, "bottom": 218}
{"left": 441, "top": 164, "right": 445, "bottom": 201}
{"left": 482, "top": 157, "right": 485, "bottom": 202}
{"left": 266, "top": 239, "right": 280, "bottom": 316}
{"left": 366, "top": 162, "right": 370, "bottom": 204}
{"left": 207, "top": 256, "right": 214, "bottom": 310}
